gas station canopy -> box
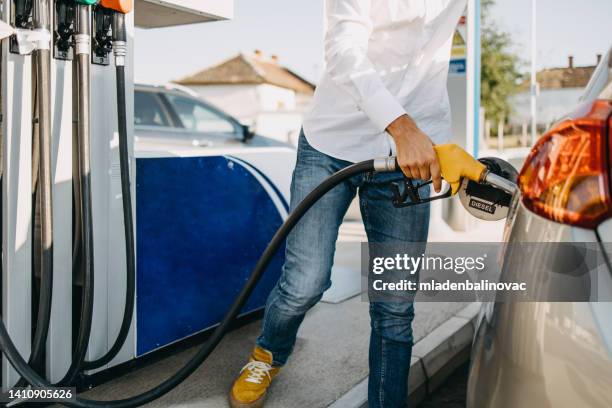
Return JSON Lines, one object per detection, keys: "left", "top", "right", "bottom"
{"left": 135, "top": 0, "right": 233, "bottom": 28}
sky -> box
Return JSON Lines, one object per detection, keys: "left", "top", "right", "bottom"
{"left": 134, "top": 0, "right": 612, "bottom": 85}
{"left": 134, "top": 0, "right": 325, "bottom": 84}
{"left": 489, "top": 0, "right": 612, "bottom": 71}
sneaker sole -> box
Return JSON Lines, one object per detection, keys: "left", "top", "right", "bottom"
{"left": 228, "top": 391, "right": 267, "bottom": 408}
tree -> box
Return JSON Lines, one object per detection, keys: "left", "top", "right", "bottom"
{"left": 480, "top": 0, "right": 522, "bottom": 123}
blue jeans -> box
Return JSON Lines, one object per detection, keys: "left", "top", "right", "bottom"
{"left": 257, "top": 131, "right": 430, "bottom": 408}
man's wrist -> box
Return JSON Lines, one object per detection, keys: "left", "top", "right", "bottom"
{"left": 387, "top": 114, "right": 418, "bottom": 143}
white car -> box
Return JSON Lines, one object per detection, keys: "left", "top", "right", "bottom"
{"left": 134, "top": 83, "right": 287, "bottom": 150}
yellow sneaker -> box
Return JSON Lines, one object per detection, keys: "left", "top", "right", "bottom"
{"left": 229, "top": 346, "right": 280, "bottom": 408}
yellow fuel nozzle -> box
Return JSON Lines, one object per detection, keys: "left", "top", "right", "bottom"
{"left": 373, "top": 143, "right": 488, "bottom": 195}
{"left": 374, "top": 143, "right": 517, "bottom": 211}
{"left": 433, "top": 144, "right": 487, "bottom": 195}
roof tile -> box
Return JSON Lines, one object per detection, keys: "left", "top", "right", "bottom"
{"left": 175, "top": 53, "right": 315, "bottom": 94}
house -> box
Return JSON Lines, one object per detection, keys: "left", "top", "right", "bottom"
{"left": 175, "top": 51, "right": 315, "bottom": 144}
{"left": 508, "top": 55, "right": 601, "bottom": 130}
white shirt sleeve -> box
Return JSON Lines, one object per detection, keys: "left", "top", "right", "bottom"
{"left": 325, "top": 0, "right": 406, "bottom": 133}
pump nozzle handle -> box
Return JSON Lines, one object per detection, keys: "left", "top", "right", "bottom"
{"left": 374, "top": 143, "right": 488, "bottom": 195}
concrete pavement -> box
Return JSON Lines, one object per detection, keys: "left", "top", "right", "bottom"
{"left": 82, "top": 298, "right": 468, "bottom": 407}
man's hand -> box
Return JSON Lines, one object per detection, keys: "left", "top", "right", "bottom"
{"left": 387, "top": 115, "right": 442, "bottom": 193}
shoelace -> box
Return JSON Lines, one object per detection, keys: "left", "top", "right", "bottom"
{"left": 241, "top": 360, "right": 273, "bottom": 384}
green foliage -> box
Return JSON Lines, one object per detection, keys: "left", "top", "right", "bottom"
{"left": 480, "top": 0, "right": 522, "bottom": 122}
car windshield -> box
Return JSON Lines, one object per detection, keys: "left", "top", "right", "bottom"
{"left": 165, "top": 94, "right": 236, "bottom": 134}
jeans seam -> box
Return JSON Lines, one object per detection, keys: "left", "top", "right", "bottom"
{"left": 360, "top": 194, "right": 370, "bottom": 233}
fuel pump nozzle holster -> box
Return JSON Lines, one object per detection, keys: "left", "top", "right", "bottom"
{"left": 375, "top": 144, "right": 519, "bottom": 221}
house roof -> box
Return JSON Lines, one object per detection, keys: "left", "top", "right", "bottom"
{"left": 519, "top": 65, "right": 597, "bottom": 91}
{"left": 175, "top": 53, "right": 315, "bottom": 95}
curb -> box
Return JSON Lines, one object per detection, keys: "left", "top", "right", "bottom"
{"left": 328, "top": 302, "right": 481, "bottom": 408}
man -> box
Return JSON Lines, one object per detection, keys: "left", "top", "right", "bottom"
{"left": 230, "top": 0, "right": 466, "bottom": 407}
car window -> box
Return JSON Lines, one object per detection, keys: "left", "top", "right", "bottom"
{"left": 165, "top": 94, "right": 237, "bottom": 134}
{"left": 135, "top": 91, "right": 171, "bottom": 127}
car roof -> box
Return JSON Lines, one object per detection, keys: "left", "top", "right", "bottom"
{"left": 135, "top": 83, "right": 230, "bottom": 116}
{"left": 135, "top": 83, "right": 200, "bottom": 98}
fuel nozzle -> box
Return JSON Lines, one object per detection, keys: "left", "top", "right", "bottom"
{"left": 375, "top": 143, "right": 519, "bottom": 220}
{"left": 432, "top": 144, "right": 487, "bottom": 195}
{"left": 15, "top": 0, "right": 34, "bottom": 29}
{"left": 432, "top": 144, "right": 519, "bottom": 221}
{"left": 98, "top": 0, "right": 131, "bottom": 66}
{"left": 375, "top": 143, "right": 515, "bottom": 193}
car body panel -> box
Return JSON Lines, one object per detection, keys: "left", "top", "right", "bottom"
{"left": 468, "top": 202, "right": 612, "bottom": 408}
{"left": 593, "top": 217, "right": 612, "bottom": 360}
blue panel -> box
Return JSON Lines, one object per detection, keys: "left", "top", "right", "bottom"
{"left": 136, "top": 156, "right": 285, "bottom": 355}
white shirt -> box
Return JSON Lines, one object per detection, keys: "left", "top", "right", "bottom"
{"left": 303, "top": 0, "right": 467, "bottom": 163}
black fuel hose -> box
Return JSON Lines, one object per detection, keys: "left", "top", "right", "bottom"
{"left": 56, "top": 3, "right": 96, "bottom": 386}
{"left": 82, "top": 12, "right": 135, "bottom": 370}
{"left": 24, "top": 0, "right": 54, "bottom": 377}
{"left": 0, "top": 155, "right": 376, "bottom": 407}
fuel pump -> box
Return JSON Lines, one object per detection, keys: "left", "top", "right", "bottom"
{"left": 6, "top": 0, "right": 131, "bottom": 387}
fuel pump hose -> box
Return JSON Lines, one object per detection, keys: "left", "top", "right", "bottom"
{"left": 57, "top": 2, "right": 96, "bottom": 386}
{"left": 26, "top": 0, "right": 54, "bottom": 377}
{"left": 81, "top": 11, "right": 135, "bottom": 370}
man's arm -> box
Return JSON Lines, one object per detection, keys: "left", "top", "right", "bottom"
{"left": 325, "top": 0, "right": 441, "bottom": 191}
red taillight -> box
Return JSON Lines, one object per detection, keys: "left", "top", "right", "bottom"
{"left": 519, "top": 100, "right": 612, "bottom": 229}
